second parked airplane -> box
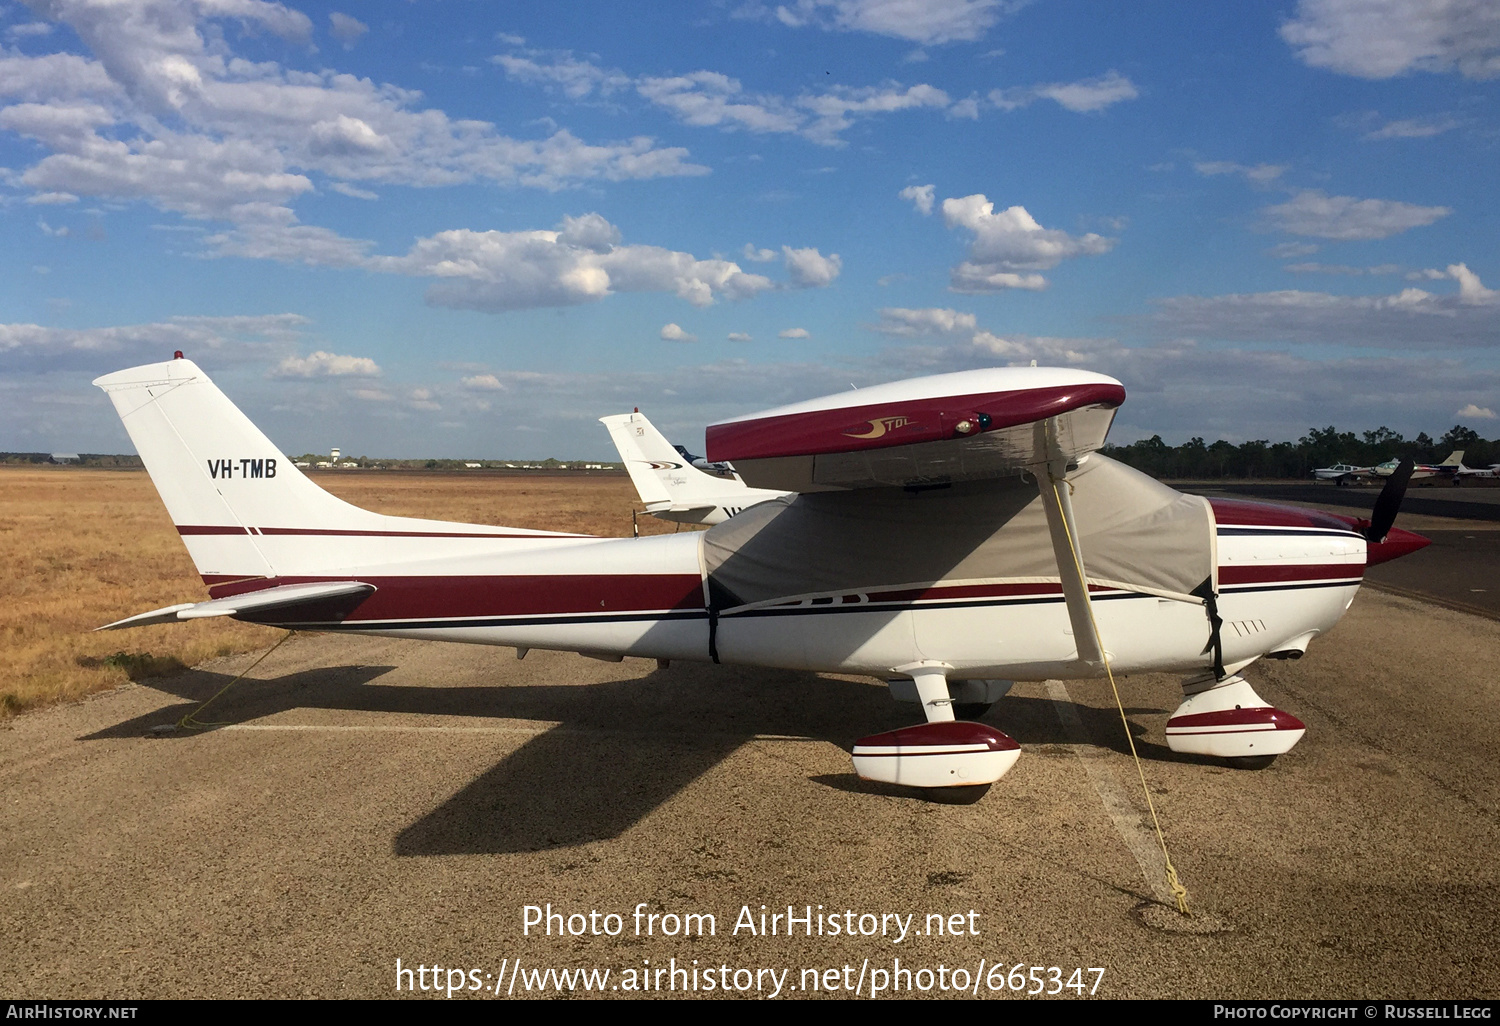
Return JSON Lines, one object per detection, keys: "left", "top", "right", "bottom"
{"left": 600, "top": 410, "right": 788, "bottom": 525}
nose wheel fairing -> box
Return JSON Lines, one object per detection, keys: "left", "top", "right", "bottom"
{"left": 1164, "top": 674, "right": 1306, "bottom": 762}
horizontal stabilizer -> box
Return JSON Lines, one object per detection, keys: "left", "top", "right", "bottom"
{"left": 705, "top": 368, "right": 1124, "bottom": 492}
{"left": 98, "top": 581, "right": 375, "bottom": 630}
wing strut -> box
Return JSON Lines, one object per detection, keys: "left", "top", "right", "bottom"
{"left": 1031, "top": 416, "right": 1192, "bottom": 915}
{"left": 1032, "top": 418, "right": 1106, "bottom": 670}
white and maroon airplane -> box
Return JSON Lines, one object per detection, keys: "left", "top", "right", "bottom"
{"left": 1373, "top": 451, "right": 1465, "bottom": 483}
{"left": 95, "top": 355, "right": 1428, "bottom": 797}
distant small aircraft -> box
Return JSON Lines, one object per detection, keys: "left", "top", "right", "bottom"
{"left": 1312, "top": 462, "right": 1373, "bottom": 486}
{"left": 1455, "top": 461, "right": 1500, "bottom": 483}
{"left": 95, "top": 355, "right": 1428, "bottom": 798}
{"left": 1372, "top": 451, "right": 1465, "bottom": 484}
{"left": 671, "top": 443, "right": 735, "bottom": 476}
{"left": 600, "top": 410, "right": 787, "bottom": 526}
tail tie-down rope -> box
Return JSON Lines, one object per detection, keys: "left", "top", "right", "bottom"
{"left": 175, "top": 631, "right": 295, "bottom": 731}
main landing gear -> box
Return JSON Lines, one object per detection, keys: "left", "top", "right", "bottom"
{"left": 851, "top": 664, "right": 1021, "bottom": 800}
{"left": 1163, "top": 673, "right": 1306, "bottom": 768}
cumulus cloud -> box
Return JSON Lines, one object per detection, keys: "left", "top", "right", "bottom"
{"left": 1457, "top": 403, "right": 1497, "bottom": 419}
{"left": 202, "top": 211, "right": 802, "bottom": 312}
{"left": 1259, "top": 189, "right": 1451, "bottom": 240}
{"left": 1446, "top": 262, "right": 1500, "bottom": 304}
{"left": 499, "top": 51, "right": 959, "bottom": 146}
{"left": 990, "top": 71, "right": 1139, "bottom": 113}
{"left": 461, "top": 374, "right": 506, "bottom": 390}
{"left": 271, "top": 350, "right": 381, "bottom": 378}
{"left": 857, "top": 306, "right": 1111, "bottom": 366}
{"left": 754, "top": 0, "right": 1023, "bottom": 45}
{"left": 1284, "top": 262, "right": 1402, "bottom": 276}
{"left": 899, "top": 183, "right": 935, "bottom": 215}
{"left": 637, "top": 70, "right": 803, "bottom": 134}
{"left": 328, "top": 13, "right": 368, "bottom": 48}
{"left": 1281, "top": 0, "right": 1500, "bottom": 80}
{"left": 0, "top": 312, "right": 309, "bottom": 371}
{"left": 1147, "top": 270, "right": 1500, "bottom": 348}
{"left": 779, "top": 327, "right": 810, "bottom": 338}
{"left": 329, "top": 182, "right": 377, "bottom": 200}
{"left": 868, "top": 307, "right": 977, "bottom": 336}
{"left": 660, "top": 323, "right": 698, "bottom": 342}
{"left": 0, "top": 1, "right": 708, "bottom": 236}
{"left": 377, "top": 221, "right": 774, "bottom": 312}
{"left": 742, "top": 244, "right": 777, "bottom": 262}
{"left": 939, "top": 194, "right": 1114, "bottom": 291}
{"left": 795, "top": 82, "right": 950, "bottom": 145}
{"left": 7, "top": 22, "right": 55, "bottom": 39}
{"left": 727, "top": 332, "right": 752, "bottom": 342}
{"left": 782, "top": 245, "right": 842, "bottom": 288}
{"left": 492, "top": 51, "right": 633, "bottom": 99}
{"left": 1193, "top": 160, "right": 1287, "bottom": 185}
{"left": 639, "top": 70, "right": 949, "bottom": 146}
{"left": 1363, "top": 114, "right": 1460, "bottom": 139}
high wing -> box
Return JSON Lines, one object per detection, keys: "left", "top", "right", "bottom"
{"left": 600, "top": 410, "right": 787, "bottom": 525}
{"left": 705, "top": 367, "right": 1126, "bottom": 493}
{"left": 702, "top": 368, "right": 1218, "bottom": 677}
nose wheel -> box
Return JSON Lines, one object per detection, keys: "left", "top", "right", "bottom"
{"left": 1165, "top": 674, "right": 1305, "bottom": 763}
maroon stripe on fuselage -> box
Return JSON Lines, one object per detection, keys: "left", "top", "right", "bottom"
{"left": 208, "top": 574, "right": 706, "bottom": 619}
{"left": 177, "top": 524, "right": 580, "bottom": 539}
{"left": 1219, "top": 563, "right": 1362, "bottom": 585}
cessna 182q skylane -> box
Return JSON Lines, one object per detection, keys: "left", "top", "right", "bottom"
{"left": 95, "top": 356, "right": 1428, "bottom": 795}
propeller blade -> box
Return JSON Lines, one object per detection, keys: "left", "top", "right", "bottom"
{"left": 1365, "top": 458, "right": 1414, "bottom": 543}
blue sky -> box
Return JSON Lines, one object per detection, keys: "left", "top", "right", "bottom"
{"left": 2, "top": 0, "right": 1497, "bottom": 459}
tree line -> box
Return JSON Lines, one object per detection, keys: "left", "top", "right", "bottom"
{"left": 1102, "top": 424, "right": 1497, "bottom": 480}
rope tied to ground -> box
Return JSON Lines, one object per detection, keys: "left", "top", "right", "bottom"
{"left": 1051, "top": 475, "right": 1191, "bottom": 915}
{"left": 176, "top": 630, "right": 294, "bottom": 731}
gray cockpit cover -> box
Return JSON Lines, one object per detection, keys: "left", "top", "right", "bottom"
{"left": 702, "top": 454, "right": 1216, "bottom": 610}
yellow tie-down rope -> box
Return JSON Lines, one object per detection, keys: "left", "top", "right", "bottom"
{"left": 176, "top": 630, "right": 294, "bottom": 731}
{"left": 1051, "top": 475, "right": 1191, "bottom": 915}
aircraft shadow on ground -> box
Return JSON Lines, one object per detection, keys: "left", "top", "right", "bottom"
{"left": 83, "top": 660, "right": 1197, "bottom": 855}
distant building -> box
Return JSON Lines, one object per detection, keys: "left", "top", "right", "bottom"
{"left": 465, "top": 462, "right": 482, "bottom": 468}
{"left": 50, "top": 453, "right": 80, "bottom": 464}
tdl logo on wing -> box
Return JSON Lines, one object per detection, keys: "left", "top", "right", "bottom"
{"left": 844, "top": 415, "right": 911, "bottom": 440}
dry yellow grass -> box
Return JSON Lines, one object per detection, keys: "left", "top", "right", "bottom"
{"left": 0, "top": 466, "right": 680, "bottom": 719}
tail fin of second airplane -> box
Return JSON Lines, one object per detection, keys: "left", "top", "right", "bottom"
{"left": 1439, "top": 450, "right": 1466, "bottom": 467}
{"left": 600, "top": 411, "right": 748, "bottom": 509}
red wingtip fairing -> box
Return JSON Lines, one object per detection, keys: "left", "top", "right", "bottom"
{"left": 1364, "top": 525, "right": 1431, "bottom": 566}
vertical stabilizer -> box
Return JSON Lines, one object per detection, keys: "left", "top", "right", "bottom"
{"left": 600, "top": 411, "right": 746, "bottom": 505}
{"left": 94, "top": 357, "right": 568, "bottom": 583}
